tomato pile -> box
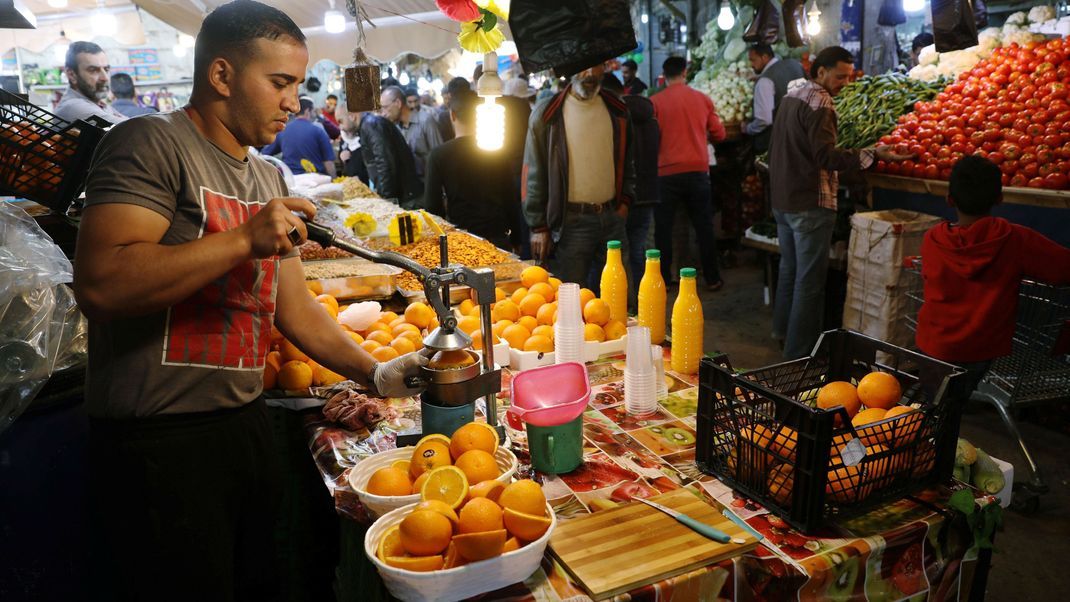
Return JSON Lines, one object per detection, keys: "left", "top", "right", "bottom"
{"left": 874, "top": 37, "right": 1070, "bottom": 190}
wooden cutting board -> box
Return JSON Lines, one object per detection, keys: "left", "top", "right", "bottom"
{"left": 548, "top": 489, "right": 758, "bottom": 600}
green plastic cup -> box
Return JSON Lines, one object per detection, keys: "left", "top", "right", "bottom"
{"left": 525, "top": 415, "right": 583, "bottom": 474}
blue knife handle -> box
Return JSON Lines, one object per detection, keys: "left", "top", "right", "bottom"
{"left": 675, "top": 514, "right": 731, "bottom": 543}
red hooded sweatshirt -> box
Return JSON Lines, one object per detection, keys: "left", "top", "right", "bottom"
{"left": 916, "top": 217, "right": 1070, "bottom": 363}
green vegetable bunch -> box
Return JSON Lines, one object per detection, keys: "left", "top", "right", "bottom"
{"left": 834, "top": 73, "right": 949, "bottom": 149}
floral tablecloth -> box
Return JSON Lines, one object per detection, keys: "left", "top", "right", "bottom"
{"left": 303, "top": 351, "right": 985, "bottom": 601}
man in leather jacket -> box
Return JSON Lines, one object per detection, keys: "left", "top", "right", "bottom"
{"left": 358, "top": 110, "right": 423, "bottom": 208}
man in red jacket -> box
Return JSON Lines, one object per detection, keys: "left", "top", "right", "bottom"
{"left": 917, "top": 155, "right": 1070, "bottom": 392}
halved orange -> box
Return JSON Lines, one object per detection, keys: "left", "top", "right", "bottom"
{"left": 413, "top": 499, "right": 460, "bottom": 527}
{"left": 503, "top": 507, "right": 552, "bottom": 541}
{"left": 468, "top": 480, "right": 505, "bottom": 504}
{"left": 377, "top": 525, "right": 404, "bottom": 561}
{"left": 452, "top": 529, "right": 507, "bottom": 561}
{"left": 502, "top": 537, "right": 521, "bottom": 554}
{"left": 420, "top": 466, "right": 469, "bottom": 509}
{"left": 383, "top": 554, "right": 444, "bottom": 572}
{"left": 442, "top": 541, "right": 468, "bottom": 569}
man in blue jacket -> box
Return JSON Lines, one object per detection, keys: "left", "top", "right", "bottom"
{"left": 261, "top": 96, "right": 335, "bottom": 175}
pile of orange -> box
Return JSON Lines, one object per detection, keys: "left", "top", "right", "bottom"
{"left": 366, "top": 423, "right": 502, "bottom": 497}
{"left": 264, "top": 291, "right": 440, "bottom": 392}
{"left": 460, "top": 265, "right": 625, "bottom": 354}
{"left": 743, "top": 371, "right": 923, "bottom": 508}
{"left": 376, "top": 477, "right": 552, "bottom": 572}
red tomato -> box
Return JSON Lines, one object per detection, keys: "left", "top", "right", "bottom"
{"left": 923, "top": 165, "right": 938, "bottom": 179}
{"left": 1043, "top": 173, "right": 1068, "bottom": 189}
{"left": 1028, "top": 177, "right": 1045, "bottom": 188}
{"left": 1010, "top": 174, "right": 1028, "bottom": 187}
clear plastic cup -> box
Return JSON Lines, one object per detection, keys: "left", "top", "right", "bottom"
{"left": 555, "top": 283, "right": 584, "bottom": 364}
{"left": 652, "top": 345, "right": 668, "bottom": 400}
{"left": 625, "top": 326, "right": 656, "bottom": 415}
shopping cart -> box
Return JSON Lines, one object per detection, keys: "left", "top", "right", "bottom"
{"left": 904, "top": 257, "right": 1070, "bottom": 513}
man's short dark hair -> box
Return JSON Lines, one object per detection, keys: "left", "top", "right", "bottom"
{"left": 622, "top": 59, "right": 638, "bottom": 70}
{"left": 299, "top": 97, "right": 315, "bottom": 114}
{"left": 449, "top": 89, "right": 478, "bottom": 124}
{"left": 446, "top": 77, "right": 471, "bottom": 97}
{"left": 662, "top": 56, "right": 687, "bottom": 78}
{"left": 194, "top": 0, "right": 305, "bottom": 84}
{"left": 382, "top": 85, "right": 405, "bottom": 104}
{"left": 949, "top": 156, "right": 1002, "bottom": 216}
{"left": 912, "top": 32, "right": 935, "bottom": 52}
{"left": 326, "top": 93, "right": 338, "bottom": 101}
{"left": 748, "top": 44, "right": 775, "bottom": 58}
{"left": 404, "top": 86, "right": 419, "bottom": 99}
{"left": 110, "top": 72, "right": 135, "bottom": 99}
{"left": 810, "top": 46, "right": 854, "bottom": 79}
{"left": 65, "top": 41, "right": 104, "bottom": 72}
{"left": 601, "top": 72, "right": 623, "bottom": 94}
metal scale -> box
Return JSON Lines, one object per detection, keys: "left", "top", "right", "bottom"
{"left": 303, "top": 222, "right": 503, "bottom": 443}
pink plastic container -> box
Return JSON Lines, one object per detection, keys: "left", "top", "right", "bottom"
{"left": 508, "top": 362, "right": 590, "bottom": 427}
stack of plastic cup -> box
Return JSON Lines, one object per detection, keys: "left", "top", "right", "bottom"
{"left": 554, "top": 283, "right": 585, "bottom": 365}
{"left": 625, "top": 326, "right": 657, "bottom": 416}
{"left": 652, "top": 345, "right": 668, "bottom": 400}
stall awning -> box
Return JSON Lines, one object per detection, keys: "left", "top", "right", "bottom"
{"left": 133, "top": 0, "right": 489, "bottom": 64}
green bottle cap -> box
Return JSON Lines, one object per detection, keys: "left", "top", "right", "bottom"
{"left": 680, "top": 267, "right": 697, "bottom": 278}
{"left": 607, "top": 240, "right": 621, "bottom": 250}
{"left": 645, "top": 249, "right": 661, "bottom": 259}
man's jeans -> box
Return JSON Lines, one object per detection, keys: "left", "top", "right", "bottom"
{"left": 626, "top": 203, "right": 656, "bottom": 308}
{"left": 654, "top": 172, "right": 721, "bottom": 286}
{"left": 552, "top": 208, "right": 627, "bottom": 292}
{"left": 773, "top": 207, "right": 836, "bottom": 360}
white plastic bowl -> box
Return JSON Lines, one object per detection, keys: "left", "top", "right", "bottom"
{"left": 348, "top": 446, "right": 518, "bottom": 519}
{"left": 364, "top": 501, "right": 556, "bottom": 602}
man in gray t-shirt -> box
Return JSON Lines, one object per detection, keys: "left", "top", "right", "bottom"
{"left": 73, "top": 2, "right": 428, "bottom": 597}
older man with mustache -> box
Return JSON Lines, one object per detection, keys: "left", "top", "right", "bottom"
{"left": 522, "top": 63, "right": 636, "bottom": 291}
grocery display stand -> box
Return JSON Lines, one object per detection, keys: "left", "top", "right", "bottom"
{"left": 904, "top": 258, "right": 1070, "bottom": 513}
{"left": 866, "top": 173, "right": 1070, "bottom": 209}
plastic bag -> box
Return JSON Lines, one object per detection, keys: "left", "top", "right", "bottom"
{"left": 878, "top": 0, "right": 907, "bottom": 26}
{"left": 932, "top": 0, "right": 979, "bottom": 52}
{"left": 0, "top": 203, "right": 86, "bottom": 433}
{"left": 508, "top": 0, "right": 637, "bottom": 79}
{"left": 744, "top": 0, "right": 782, "bottom": 45}
{"left": 782, "top": 0, "right": 807, "bottom": 47}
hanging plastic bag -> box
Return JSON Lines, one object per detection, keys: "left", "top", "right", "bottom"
{"left": 932, "top": 0, "right": 979, "bottom": 52}
{"left": 508, "top": 0, "right": 637, "bottom": 79}
{"left": 878, "top": 0, "right": 907, "bottom": 26}
{"left": 0, "top": 203, "right": 86, "bottom": 434}
{"left": 782, "top": 0, "right": 808, "bottom": 47}
{"left": 744, "top": 0, "right": 782, "bottom": 45}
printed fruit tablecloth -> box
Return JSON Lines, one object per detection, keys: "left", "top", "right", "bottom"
{"left": 303, "top": 350, "right": 985, "bottom": 601}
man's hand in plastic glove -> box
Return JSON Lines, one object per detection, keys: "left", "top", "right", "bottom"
{"left": 370, "top": 347, "right": 433, "bottom": 398}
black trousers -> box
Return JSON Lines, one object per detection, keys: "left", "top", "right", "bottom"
{"left": 89, "top": 398, "right": 281, "bottom": 602}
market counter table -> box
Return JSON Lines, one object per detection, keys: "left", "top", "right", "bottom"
{"left": 302, "top": 353, "right": 991, "bottom": 601}
{"left": 866, "top": 173, "right": 1070, "bottom": 247}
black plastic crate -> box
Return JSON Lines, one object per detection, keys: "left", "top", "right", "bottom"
{"left": 696, "top": 330, "right": 967, "bottom": 533}
{"left": 0, "top": 89, "right": 106, "bottom": 213}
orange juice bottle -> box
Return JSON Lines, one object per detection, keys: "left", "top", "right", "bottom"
{"left": 671, "top": 268, "right": 703, "bottom": 375}
{"left": 600, "top": 240, "right": 628, "bottom": 323}
{"left": 637, "top": 249, "right": 666, "bottom": 344}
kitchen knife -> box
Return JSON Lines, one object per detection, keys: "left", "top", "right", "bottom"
{"left": 636, "top": 498, "right": 746, "bottom": 544}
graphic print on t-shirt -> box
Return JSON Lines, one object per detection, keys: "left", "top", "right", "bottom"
{"left": 161, "top": 187, "right": 277, "bottom": 370}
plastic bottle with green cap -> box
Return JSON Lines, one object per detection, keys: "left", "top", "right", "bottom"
{"left": 671, "top": 267, "right": 703, "bottom": 375}
{"left": 638, "top": 248, "right": 666, "bottom": 344}
{"left": 600, "top": 240, "right": 628, "bottom": 324}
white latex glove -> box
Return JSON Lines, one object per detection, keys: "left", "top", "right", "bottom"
{"left": 371, "top": 349, "right": 432, "bottom": 398}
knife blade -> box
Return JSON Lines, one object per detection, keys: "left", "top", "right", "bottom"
{"left": 636, "top": 498, "right": 745, "bottom": 544}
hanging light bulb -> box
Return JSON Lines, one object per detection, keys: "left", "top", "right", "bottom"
{"left": 641, "top": 13, "right": 649, "bottom": 24}
{"left": 324, "top": 0, "right": 346, "bottom": 33}
{"left": 902, "top": 0, "right": 926, "bottom": 12}
{"left": 179, "top": 34, "right": 195, "bottom": 48}
{"left": 806, "top": 1, "right": 822, "bottom": 36}
{"left": 173, "top": 44, "right": 187, "bottom": 58}
{"left": 398, "top": 71, "right": 411, "bottom": 86}
{"left": 717, "top": 4, "right": 735, "bottom": 30}
{"left": 475, "top": 52, "right": 505, "bottom": 151}
{"left": 47, "top": 0, "right": 68, "bottom": 8}
{"left": 90, "top": 1, "right": 117, "bottom": 37}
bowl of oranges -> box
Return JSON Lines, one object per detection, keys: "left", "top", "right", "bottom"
{"left": 364, "top": 477, "right": 555, "bottom": 602}
{"left": 349, "top": 422, "right": 519, "bottom": 518}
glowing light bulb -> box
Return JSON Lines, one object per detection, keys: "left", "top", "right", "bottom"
{"left": 324, "top": 9, "right": 346, "bottom": 33}
{"left": 717, "top": 6, "right": 735, "bottom": 30}
{"left": 91, "top": 8, "right": 117, "bottom": 37}
{"left": 476, "top": 96, "right": 505, "bottom": 151}
{"left": 47, "top": 0, "right": 68, "bottom": 8}
{"left": 903, "top": 0, "right": 926, "bottom": 12}
{"left": 806, "top": 3, "right": 822, "bottom": 36}
{"left": 398, "top": 72, "right": 410, "bottom": 86}
{"left": 641, "top": 13, "right": 649, "bottom": 24}
{"left": 173, "top": 44, "right": 187, "bottom": 58}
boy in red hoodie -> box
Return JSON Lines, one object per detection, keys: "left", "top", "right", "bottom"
{"left": 916, "top": 156, "right": 1070, "bottom": 392}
